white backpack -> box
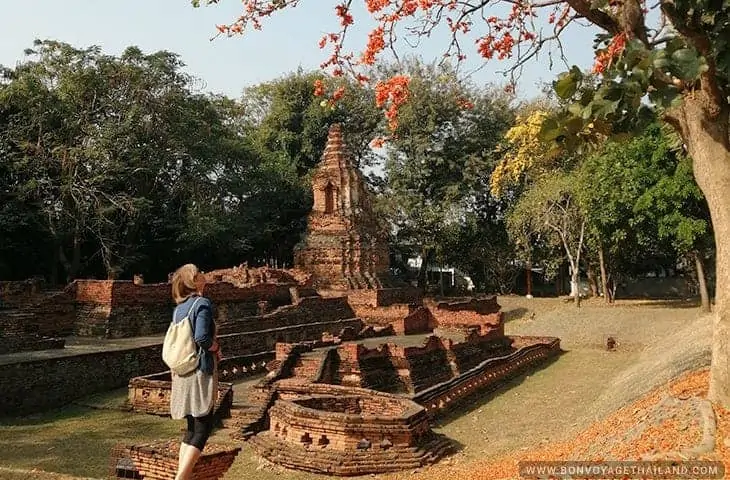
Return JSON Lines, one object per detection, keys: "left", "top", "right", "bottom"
{"left": 162, "top": 297, "right": 201, "bottom": 376}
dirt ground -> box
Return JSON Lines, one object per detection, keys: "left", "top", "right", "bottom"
{"left": 0, "top": 296, "right": 712, "bottom": 480}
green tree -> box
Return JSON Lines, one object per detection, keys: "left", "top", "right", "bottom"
{"left": 377, "top": 60, "right": 514, "bottom": 287}
{"left": 578, "top": 124, "right": 713, "bottom": 306}
{"left": 507, "top": 172, "right": 587, "bottom": 307}
{"left": 634, "top": 133, "right": 714, "bottom": 311}
{"left": 0, "top": 40, "right": 261, "bottom": 281}
{"left": 242, "top": 69, "right": 381, "bottom": 174}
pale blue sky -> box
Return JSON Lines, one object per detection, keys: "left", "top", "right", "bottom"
{"left": 0, "top": 0, "right": 598, "bottom": 99}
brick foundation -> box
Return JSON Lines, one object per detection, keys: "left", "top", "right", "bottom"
{"left": 250, "top": 384, "right": 452, "bottom": 476}
{"left": 111, "top": 441, "right": 240, "bottom": 480}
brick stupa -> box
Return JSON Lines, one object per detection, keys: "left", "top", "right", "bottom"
{"left": 294, "top": 124, "right": 391, "bottom": 291}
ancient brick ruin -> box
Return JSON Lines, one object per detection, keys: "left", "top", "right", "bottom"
{"left": 250, "top": 385, "right": 453, "bottom": 476}
{"left": 221, "top": 295, "right": 560, "bottom": 476}
{"left": 0, "top": 280, "right": 74, "bottom": 354}
{"left": 2, "top": 123, "right": 563, "bottom": 479}
{"left": 294, "top": 124, "right": 391, "bottom": 291}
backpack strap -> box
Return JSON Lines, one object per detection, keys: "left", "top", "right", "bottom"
{"left": 186, "top": 297, "right": 202, "bottom": 319}
{"left": 172, "top": 296, "right": 203, "bottom": 323}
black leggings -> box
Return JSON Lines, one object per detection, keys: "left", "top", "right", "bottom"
{"left": 182, "top": 413, "right": 214, "bottom": 450}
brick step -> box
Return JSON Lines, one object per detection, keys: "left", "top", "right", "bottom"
{"left": 251, "top": 432, "right": 453, "bottom": 476}
{"left": 291, "top": 351, "right": 328, "bottom": 381}
{"left": 225, "top": 400, "right": 271, "bottom": 440}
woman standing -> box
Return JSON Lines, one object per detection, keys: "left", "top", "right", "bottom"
{"left": 169, "top": 264, "right": 221, "bottom": 480}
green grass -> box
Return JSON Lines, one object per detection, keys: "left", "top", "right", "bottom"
{"left": 0, "top": 405, "right": 181, "bottom": 479}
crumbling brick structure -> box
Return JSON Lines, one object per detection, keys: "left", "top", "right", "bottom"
{"left": 294, "top": 124, "right": 391, "bottom": 291}
{"left": 110, "top": 441, "right": 240, "bottom": 480}
{"left": 429, "top": 296, "right": 505, "bottom": 337}
{"left": 250, "top": 384, "right": 452, "bottom": 476}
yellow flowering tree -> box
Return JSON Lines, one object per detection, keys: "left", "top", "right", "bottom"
{"left": 490, "top": 110, "right": 558, "bottom": 197}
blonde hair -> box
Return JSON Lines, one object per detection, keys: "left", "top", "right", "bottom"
{"left": 172, "top": 263, "right": 199, "bottom": 304}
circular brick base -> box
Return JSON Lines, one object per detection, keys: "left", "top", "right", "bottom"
{"left": 251, "top": 386, "right": 453, "bottom": 475}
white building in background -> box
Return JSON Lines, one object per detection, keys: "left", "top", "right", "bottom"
{"left": 406, "top": 256, "right": 475, "bottom": 292}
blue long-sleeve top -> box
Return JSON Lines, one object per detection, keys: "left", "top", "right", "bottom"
{"left": 173, "top": 294, "right": 216, "bottom": 374}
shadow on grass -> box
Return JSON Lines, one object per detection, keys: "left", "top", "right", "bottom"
{"left": 438, "top": 432, "right": 466, "bottom": 456}
{"left": 504, "top": 307, "right": 530, "bottom": 322}
{"left": 431, "top": 350, "right": 566, "bottom": 429}
{"left": 610, "top": 297, "right": 705, "bottom": 309}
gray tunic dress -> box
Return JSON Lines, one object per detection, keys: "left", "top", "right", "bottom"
{"left": 170, "top": 359, "right": 218, "bottom": 419}
{"left": 169, "top": 296, "right": 218, "bottom": 419}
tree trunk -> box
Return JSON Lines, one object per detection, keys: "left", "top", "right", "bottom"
{"left": 571, "top": 268, "right": 581, "bottom": 308}
{"left": 50, "top": 243, "right": 60, "bottom": 287}
{"left": 587, "top": 260, "right": 598, "bottom": 297}
{"left": 439, "top": 266, "right": 445, "bottom": 297}
{"left": 71, "top": 231, "right": 81, "bottom": 280}
{"left": 526, "top": 259, "right": 533, "bottom": 298}
{"left": 569, "top": 268, "right": 579, "bottom": 297}
{"left": 417, "top": 249, "right": 431, "bottom": 289}
{"left": 598, "top": 245, "right": 611, "bottom": 303}
{"left": 58, "top": 245, "right": 73, "bottom": 283}
{"left": 694, "top": 251, "right": 711, "bottom": 313}
{"left": 671, "top": 94, "right": 730, "bottom": 406}
{"left": 556, "top": 265, "right": 564, "bottom": 296}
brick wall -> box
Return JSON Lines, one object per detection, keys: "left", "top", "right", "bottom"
{"left": 397, "top": 306, "right": 433, "bottom": 335}
{"left": 427, "top": 296, "right": 504, "bottom": 336}
{"left": 72, "top": 280, "right": 295, "bottom": 338}
{"left": 75, "top": 280, "right": 114, "bottom": 304}
{"left": 217, "top": 297, "right": 355, "bottom": 335}
{"left": 218, "top": 318, "right": 363, "bottom": 357}
{"left": 128, "top": 371, "right": 233, "bottom": 417}
{"left": 431, "top": 296, "right": 501, "bottom": 314}
{"left": 351, "top": 304, "right": 411, "bottom": 329}
{"left": 0, "top": 279, "right": 45, "bottom": 306}
{"left": 309, "top": 331, "right": 520, "bottom": 395}
{"left": 0, "top": 289, "right": 74, "bottom": 354}
{"left": 28, "top": 290, "right": 75, "bottom": 337}
{"left": 0, "top": 344, "right": 165, "bottom": 415}
{"left": 114, "top": 441, "right": 240, "bottom": 480}
{"left": 346, "top": 287, "right": 422, "bottom": 308}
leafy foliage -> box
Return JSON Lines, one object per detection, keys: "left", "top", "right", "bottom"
{"left": 376, "top": 60, "right": 515, "bottom": 285}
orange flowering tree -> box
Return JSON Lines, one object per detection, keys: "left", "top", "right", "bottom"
{"left": 191, "top": 0, "right": 730, "bottom": 408}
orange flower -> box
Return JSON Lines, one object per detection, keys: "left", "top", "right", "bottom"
{"left": 365, "top": 0, "right": 390, "bottom": 13}
{"left": 335, "top": 4, "right": 354, "bottom": 26}
{"left": 362, "top": 26, "right": 386, "bottom": 65}
{"left": 332, "top": 86, "right": 345, "bottom": 101}
{"left": 375, "top": 76, "right": 410, "bottom": 131}
{"left": 313, "top": 79, "right": 325, "bottom": 97}
{"left": 591, "top": 32, "right": 627, "bottom": 74}
{"left": 370, "top": 137, "right": 386, "bottom": 148}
